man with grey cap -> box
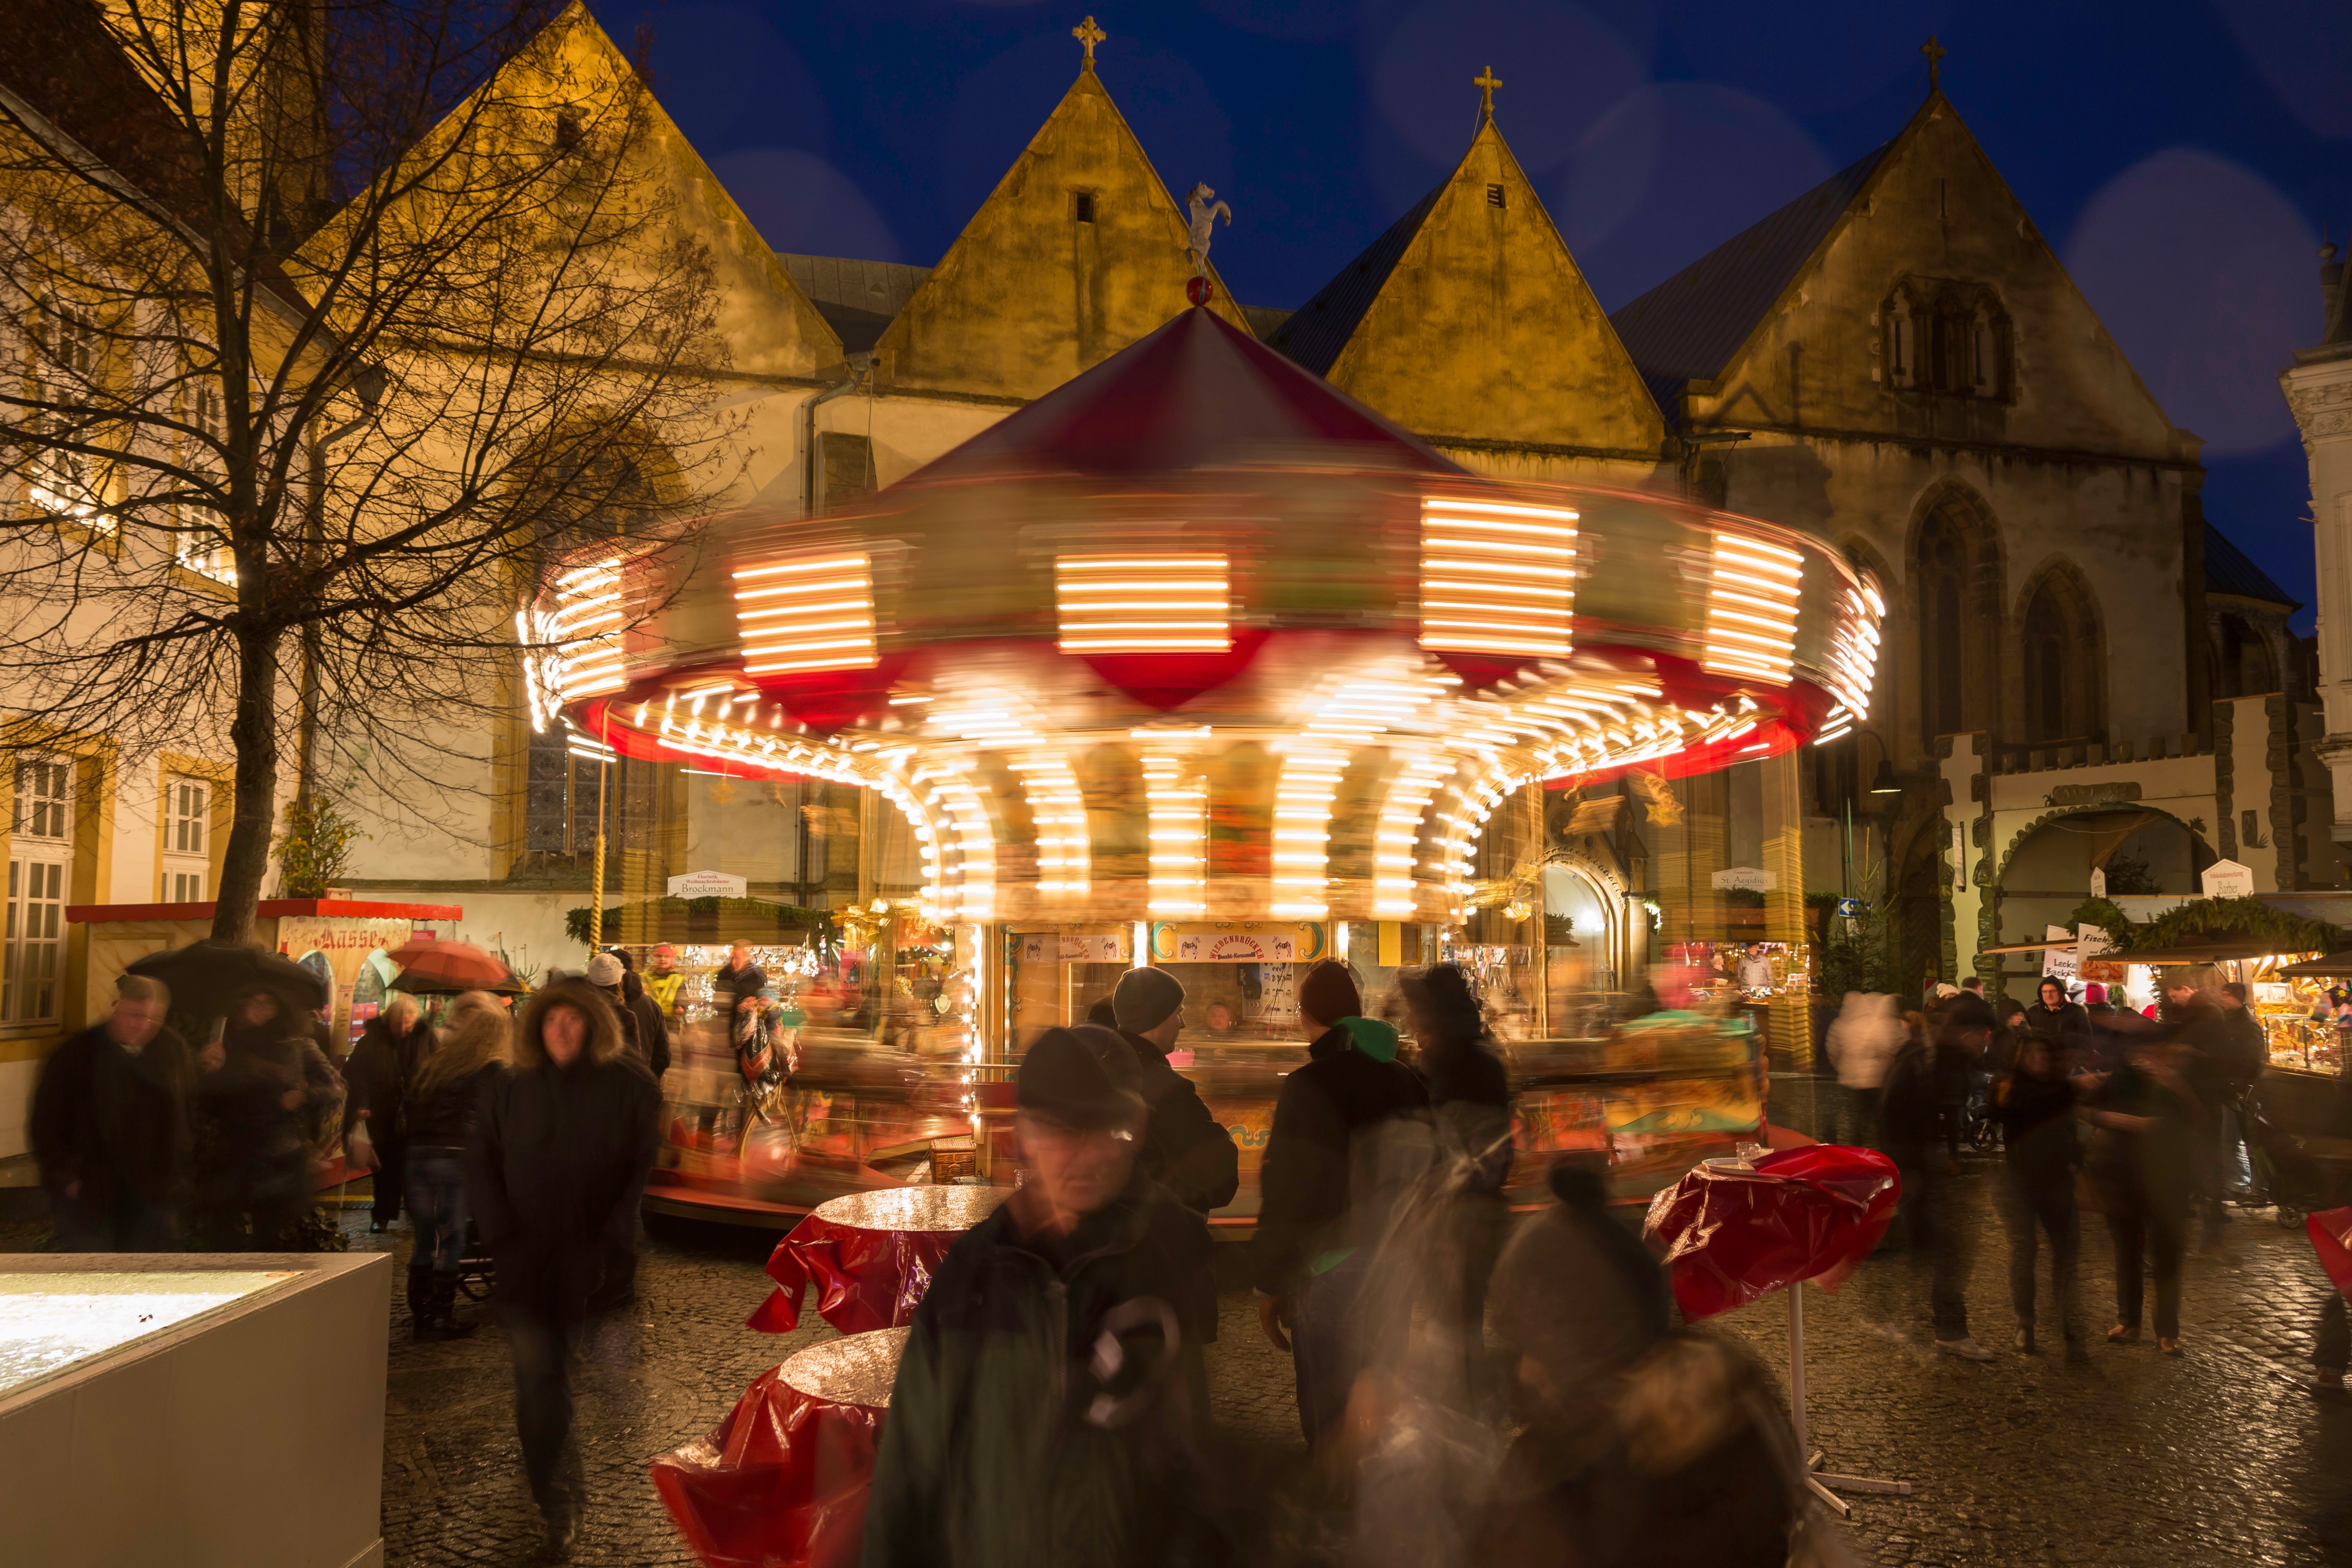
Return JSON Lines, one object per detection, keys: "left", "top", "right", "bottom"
{"left": 1109, "top": 967, "right": 1239, "bottom": 1214}
{"left": 864, "top": 1023, "right": 1227, "bottom": 1568}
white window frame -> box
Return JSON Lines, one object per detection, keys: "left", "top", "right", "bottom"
{"left": 163, "top": 773, "right": 208, "bottom": 903}
{"left": 5, "top": 757, "right": 73, "bottom": 1028}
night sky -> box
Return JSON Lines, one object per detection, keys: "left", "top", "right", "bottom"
{"left": 596, "top": 0, "right": 2352, "bottom": 631}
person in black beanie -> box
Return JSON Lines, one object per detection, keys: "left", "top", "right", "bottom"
{"left": 1253, "top": 958, "right": 1430, "bottom": 1447}
{"left": 1109, "top": 967, "right": 1239, "bottom": 1214}
{"left": 864, "top": 1024, "right": 1227, "bottom": 1568}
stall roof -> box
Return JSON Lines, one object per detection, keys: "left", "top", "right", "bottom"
{"left": 67, "top": 898, "right": 463, "bottom": 922}
{"left": 2102, "top": 941, "right": 2321, "bottom": 966}
{"left": 2278, "top": 950, "right": 2352, "bottom": 978}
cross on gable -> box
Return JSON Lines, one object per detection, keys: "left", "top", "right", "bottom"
{"left": 1073, "top": 16, "right": 1107, "bottom": 69}
{"left": 1921, "top": 35, "right": 1947, "bottom": 88}
{"left": 1475, "top": 65, "right": 1502, "bottom": 119}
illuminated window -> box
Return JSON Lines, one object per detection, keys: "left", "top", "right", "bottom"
{"left": 163, "top": 776, "right": 207, "bottom": 902}
{"left": 7, "top": 759, "right": 71, "bottom": 1025}
{"left": 1417, "top": 498, "right": 1576, "bottom": 658}
{"left": 1702, "top": 532, "right": 1804, "bottom": 686}
{"left": 733, "top": 551, "right": 878, "bottom": 675}
{"left": 1055, "top": 554, "right": 1229, "bottom": 652}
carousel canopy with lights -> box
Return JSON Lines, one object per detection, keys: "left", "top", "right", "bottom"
{"left": 526, "top": 300, "right": 1884, "bottom": 927}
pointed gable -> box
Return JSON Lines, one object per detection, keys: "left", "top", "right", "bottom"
{"left": 1271, "top": 118, "right": 1664, "bottom": 460}
{"left": 1613, "top": 92, "right": 2190, "bottom": 463}
{"left": 305, "top": 3, "right": 845, "bottom": 383}
{"left": 873, "top": 64, "right": 1251, "bottom": 401}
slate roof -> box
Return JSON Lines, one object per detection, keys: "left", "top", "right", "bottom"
{"left": 1263, "top": 182, "right": 1444, "bottom": 375}
{"left": 1608, "top": 142, "right": 1893, "bottom": 419}
{"left": 2204, "top": 521, "right": 2300, "bottom": 610}
{"left": 777, "top": 253, "right": 933, "bottom": 354}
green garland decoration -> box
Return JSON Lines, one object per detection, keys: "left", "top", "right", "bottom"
{"left": 2113, "top": 895, "right": 2339, "bottom": 957}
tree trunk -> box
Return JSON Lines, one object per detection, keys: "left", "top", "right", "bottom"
{"left": 212, "top": 624, "right": 284, "bottom": 942}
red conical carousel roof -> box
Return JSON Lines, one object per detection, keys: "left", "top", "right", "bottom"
{"left": 901, "top": 301, "right": 1465, "bottom": 482}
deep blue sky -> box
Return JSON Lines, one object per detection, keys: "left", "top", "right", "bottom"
{"left": 599, "top": 0, "right": 2352, "bottom": 632}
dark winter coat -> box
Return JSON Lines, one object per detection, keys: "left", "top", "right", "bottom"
{"left": 343, "top": 1014, "right": 434, "bottom": 1139}
{"left": 600, "top": 987, "right": 672, "bottom": 1078}
{"left": 713, "top": 961, "right": 767, "bottom": 1018}
{"left": 1876, "top": 1039, "right": 1945, "bottom": 1153}
{"left": 2216, "top": 1004, "right": 2267, "bottom": 1094}
{"left": 862, "top": 1172, "right": 1227, "bottom": 1568}
{"left": 1252, "top": 1024, "right": 1431, "bottom": 1295}
{"left": 2022, "top": 1000, "right": 2090, "bottom": 1054}
{"left": 403, "top": 1062, "right": 501, "bottom": 1150}
{"left": 199, "top": 1024, "right": 343, "bottom": 1174}
{"left": 1116, "top": 1030, "right": 1239, "bottom": 1213}
{"left": 1421, "top": 1029, "right": 1514, "bottom": 1194}
{"left": 468, "top": 1054, "right": 659, "bottom": 1319}
{"left": 30, "top": 1022, "right": 194, "bottom": 1211}
{"left": 2092, "top": 1058, "right": 2201, "bottom": 1219}
{"left": 1991, "top": 1065, "right": 2080, "bottom": 1186}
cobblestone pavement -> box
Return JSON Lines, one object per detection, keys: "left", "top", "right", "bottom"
{"left": 338, "top": 1168, "right": 2352, "bottom": 1566}
{"left": 8, "top": 1179, "right": 2344, "bottom": 1566}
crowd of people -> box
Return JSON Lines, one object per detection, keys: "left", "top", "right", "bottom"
{"left": 1823, "top": 964, "right": 2270, "bottom": 1364}
{"left": 29, "top": 951, "right": 670, "bottom": 1561}
{"left": 869, "top": 957, "right": 1810, "bottom": 1568}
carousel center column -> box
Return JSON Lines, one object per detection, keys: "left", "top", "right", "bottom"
{"left": 1762, "top": 746, "right": 1813, "bottom": 1069}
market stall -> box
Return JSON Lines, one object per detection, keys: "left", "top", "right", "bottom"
{"left": 533, "top": 293, "right": 1882, "bottom": 1223}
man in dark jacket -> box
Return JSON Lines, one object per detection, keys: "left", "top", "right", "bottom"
{"left": 1253, "top": 960, "right": 1431, "bottom": 1445}
{"left": 470, "top": 979, "right": 659, "bottom": 1559}
{"left": 30, "top": 976, "right": 191, "bottom": 1250}
{"left": 864, "top": 1024, "right": 1225, "bottom": 1568}
{"left": 343, "top": 992, "right": 434, "bottom": 1232}
{"left": 2022, "top": 978, "right": 2090, "bottom": 1064}
{"left": 1990, "top": 1030, "right": 2085, "bottom": 1357}
{"left": 1109, "top": 967, "right": 1239, "bottom": 1213}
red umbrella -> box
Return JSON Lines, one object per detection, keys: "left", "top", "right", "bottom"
{"left": 387, "top": 938, "right": 523, "bottom": 996}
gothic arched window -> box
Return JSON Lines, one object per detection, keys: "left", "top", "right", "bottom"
{"left": 1885, "top": 287, "right": 1917, "bottom": 390}
{"left": 1918, "top": 514, "right": 1965, "bottom": 739}
{"left": 2022, "top": 582, "right": 2070, "bottom": 742}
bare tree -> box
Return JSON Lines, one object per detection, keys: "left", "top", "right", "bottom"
{"left": 0, "top": 0, "right": 729, "bottom": 940}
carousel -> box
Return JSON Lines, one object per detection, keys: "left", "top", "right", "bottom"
{"left": 526, "top": 288, "right": 1886, "bottom": 1223}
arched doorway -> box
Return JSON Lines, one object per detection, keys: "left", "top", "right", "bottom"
{"left": 1895, "top": 830, "right": 1945, "bottom": 1000}
{"left": 1992, "top": 805, "right": 2215, "bottom": 1001}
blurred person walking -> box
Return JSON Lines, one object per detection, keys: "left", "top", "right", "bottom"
{"left": 30, "top": 976, "right": 191, "bottom": 1250}
{"left": 1880, "top": 1002, "right": 1993, "bottom": 1358}
{"left": 1252, "top": 960, "right": 1432, "bottom": 1446}
{"left": 401, "top": 990, "right": 509, "bottom": 1341}
{"left": 470, "top": 979, "right": 660, "bottom": 1559}
{"left": 193, "top": 987, "right": 343, "bottom": 1250}
{"left": 1822, "top": 991, "right": 1903, "bottom": 1147}
{"left": 1109, "top": 967, "right": 1240, "bottom": 1213}
{"left": 1479, "top": 1160, "right": 1793, "bottom": 1568}
{"left": 2214, "top": 981, "right": 2267, "bottom": 1200}
{"left": 1401, "top": 963, "right": 1512, "bottom": 1395}
{"left": 862, "top": 1023, "right": 1226, "bottom": 1568}
{"left": 714, "top": 942, "right": 767, "bottom": 1025}
{"left": 2091, "top": 1003, "right": 2203, "bottom": 1355}
{"left": 1991, "top": 1029, "right": 2086, "bottom": 1358}
{"left": 2157, "top": 967, "right": 2233, "bottom": 1253}
{"left": 344, "top": 992, "right": 435, "bottom": 1233}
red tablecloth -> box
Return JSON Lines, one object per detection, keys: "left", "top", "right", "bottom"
{"left": 1643, "top": 1145, "right": 1900, "bottom": 1323}
{"left": 652, "top": 1328, "right": 907, "bottom": 1568}
{"left": 2310, "top": 1207, "right": 2352, "bottom": 1297}
{"left": 748, "top": 1186, "right": 1009, "bottom": 1334}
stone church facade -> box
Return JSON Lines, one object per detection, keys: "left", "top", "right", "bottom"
{"left": 330, "top": 11, "right": 2333, "bottom": 1002}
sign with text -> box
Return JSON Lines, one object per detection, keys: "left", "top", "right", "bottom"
{"left": 2042, "top": 924, "right": 2079, "bottom": 982}
{"left": 1708, "top": 867, "right": 1775, "bottom": 893}
{"left": 2089, "top": 866, "right": 2107, "bottom": 898}
{"left": 667, "top": 870, "right": 748, "bottom": 900}
{"left": 1017, "top": 933, "right": 1129, "bottom": 964}
{"left": 2199, "top": 859, "right": 2255, "bottom": 900}
{"left": 1174, "top": 931, "right": 1297, "bottom": 962}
